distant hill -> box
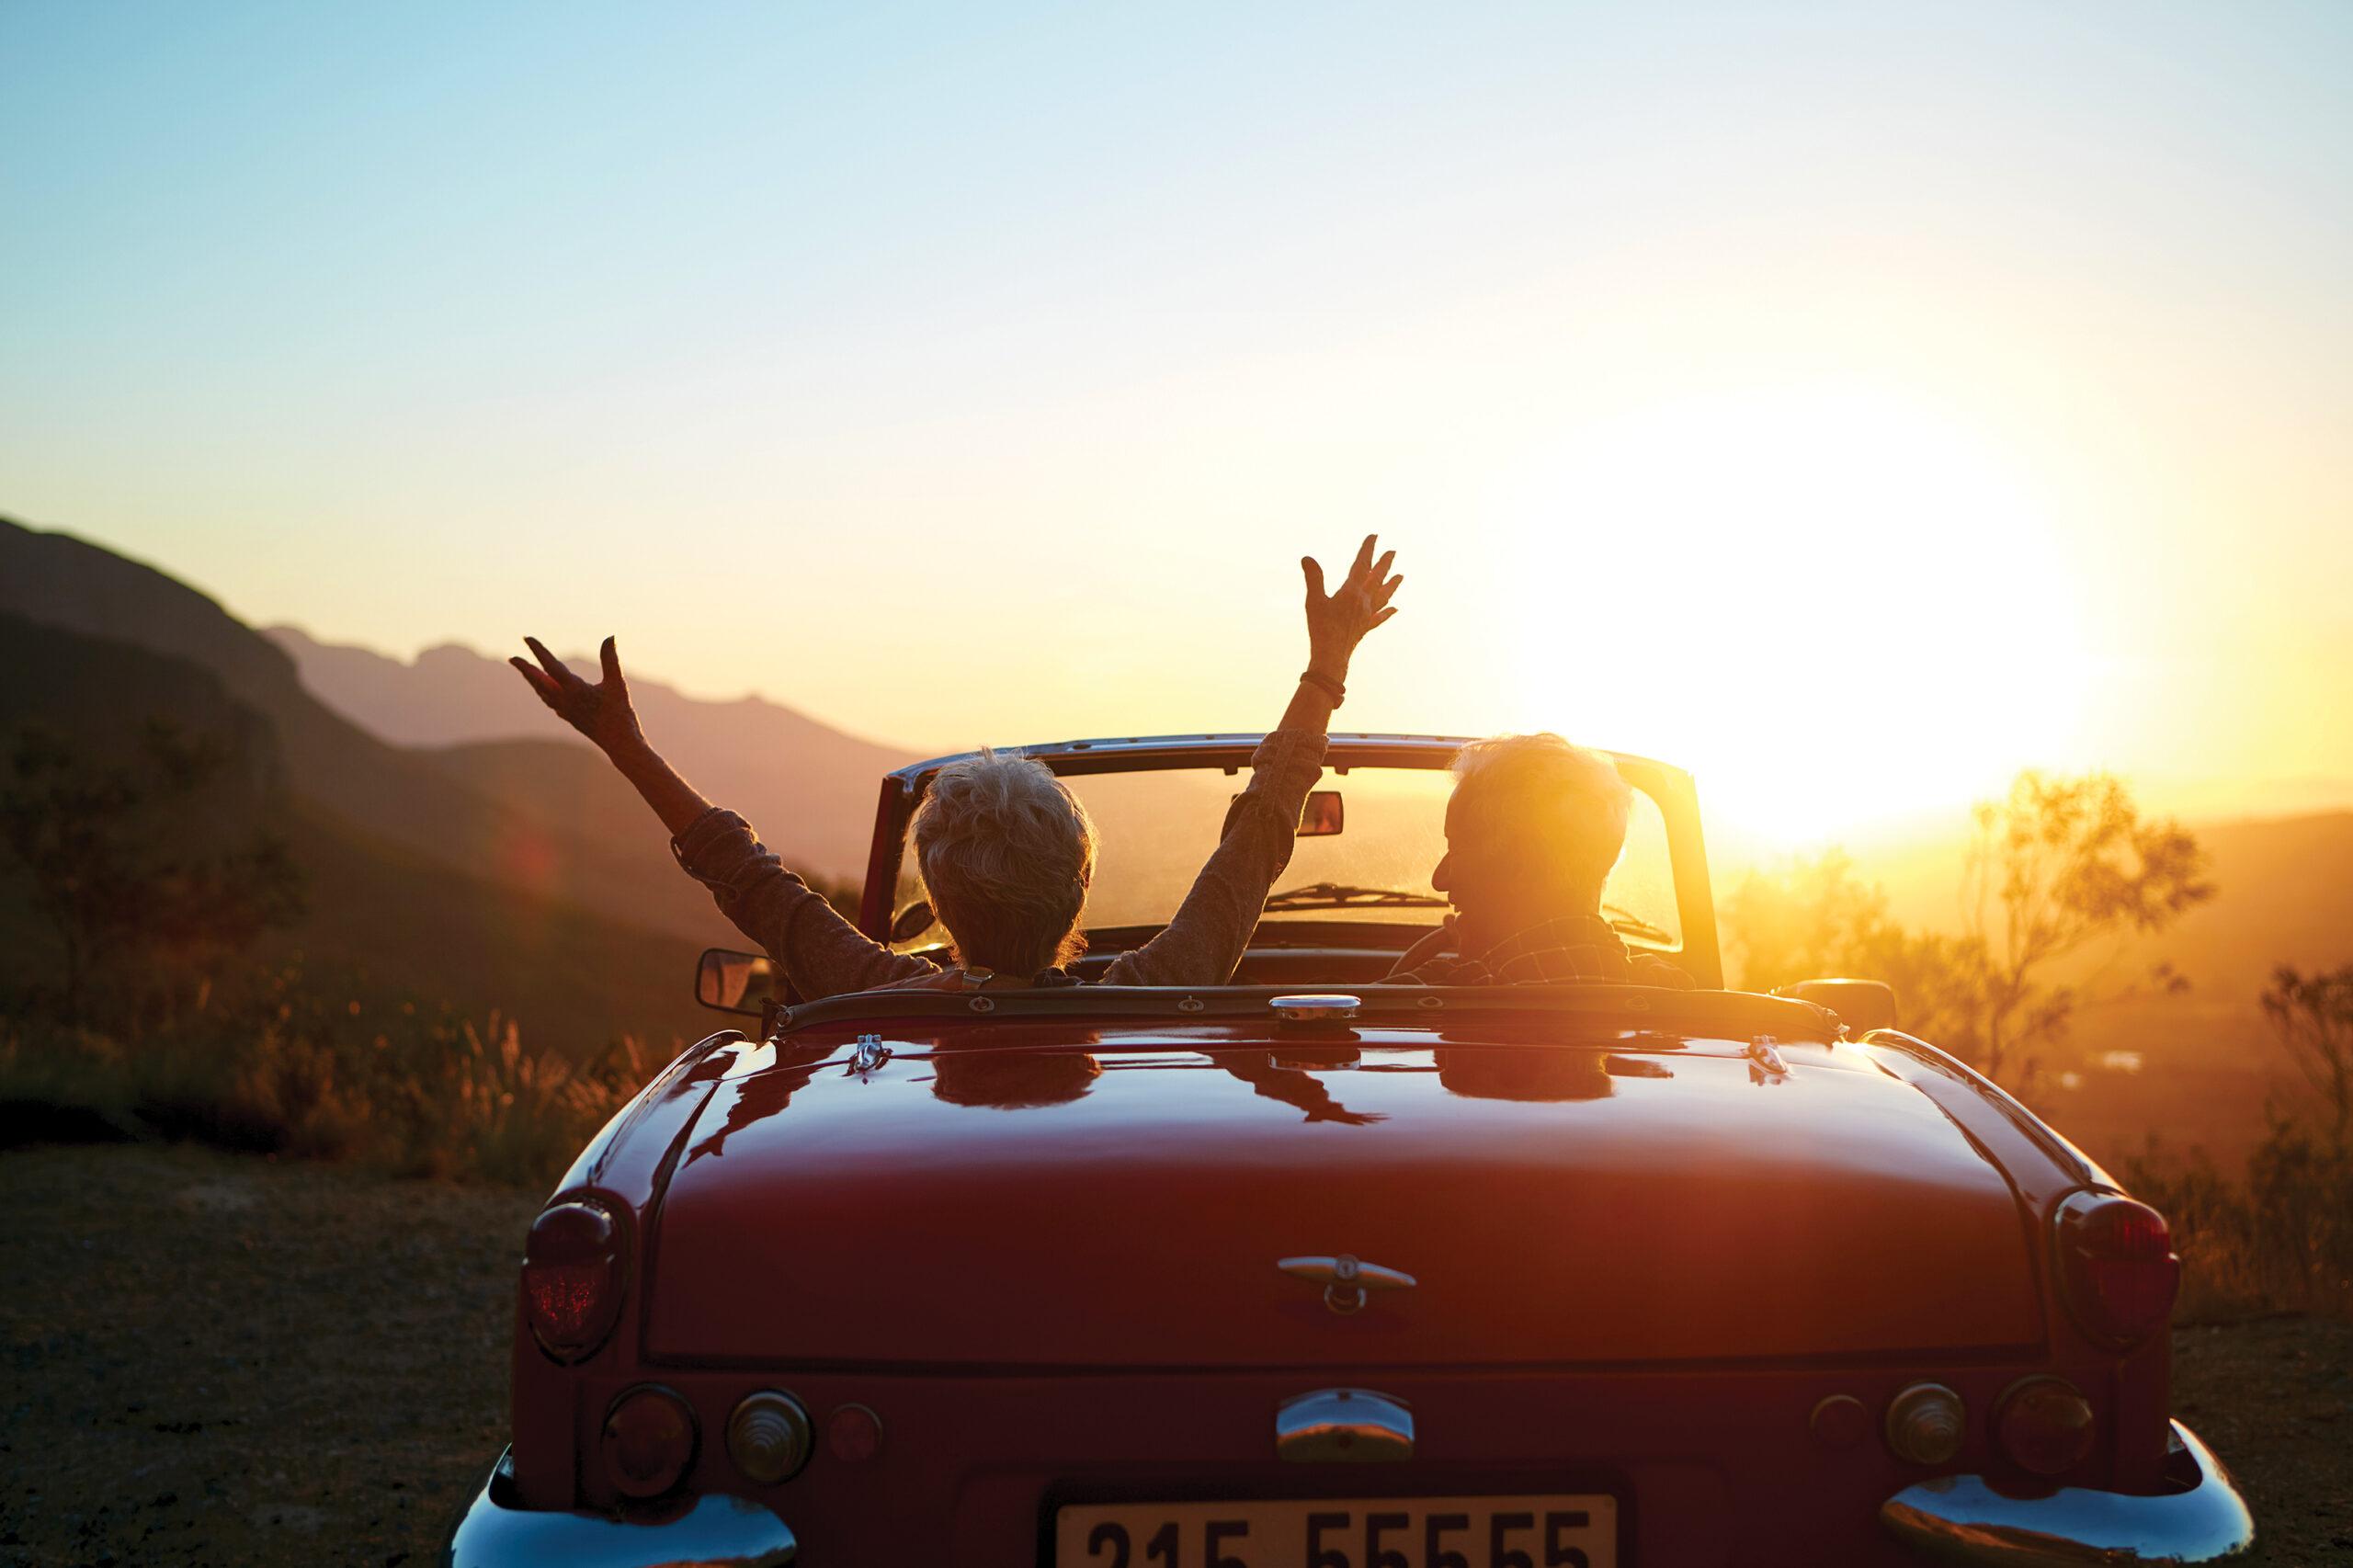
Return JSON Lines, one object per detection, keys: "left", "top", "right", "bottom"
{"left": 2028, "top": 814, "right": 2353, "bottom": 1173}
{"left": 265, "top": 626, "right": 916, "bottom": 881}
{"left": 0, "top": 610, "right": 704, "bottom": 1044}
{"left": 2131, "top": 812, "right": 2353, "bottom": 998}
{"left": 0, "top": 515, "right": 726, "bottom": 945}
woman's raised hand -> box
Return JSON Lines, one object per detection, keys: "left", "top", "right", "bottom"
{"left": 510, "top": 635, "right": 644, "bottom": 756}
{"left": 1301, "top": 534, "right": 1403, "bottom": 679}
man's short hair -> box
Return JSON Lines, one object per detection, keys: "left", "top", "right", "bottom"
{"left": 912, "top": 750, "right": 1097, "bottom": 976}
{"left": 1449, "top": 733, "right": 1632, "bottom": 894}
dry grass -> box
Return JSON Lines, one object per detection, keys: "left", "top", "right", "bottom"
{"left": 2121, "top": 1126, "right": 2353, "bottom": 1322}
{"left": 0, "top": 971, "right": 666, "bottom": 1187}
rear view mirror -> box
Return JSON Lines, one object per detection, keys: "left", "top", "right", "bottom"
{"left": 1779, "top": 978, "right": 1898, "bottom": 1035}
{"left": 696, "top": 948, "right": 777, "bottom": 1016}
{"left": 1238, "top": 788, "right": 1346, "bottom": 836}
{"left": 1299, "top": 790, "right": 1344, "bottom": 836}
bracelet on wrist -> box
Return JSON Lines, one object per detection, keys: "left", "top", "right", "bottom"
{"left": 1299, "top": 668, "right": 1346, "bottom": 707}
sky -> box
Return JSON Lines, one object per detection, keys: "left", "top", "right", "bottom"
{"left": 4, "top": 0, "right": 2349, "bottom": 856}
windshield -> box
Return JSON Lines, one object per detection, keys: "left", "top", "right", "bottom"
{"left": 893, "top": 760, "right": 1683, "bottom": 949}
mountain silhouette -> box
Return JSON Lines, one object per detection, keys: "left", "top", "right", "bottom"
{"left": 0, "top": 514, "right": 936, "bottom": 1043}
{"left": 263, "top": 625, "right": 915, "bottom": 881}
{"left": 0, "top": 515, "right": 731, "bottom": 946}
{"left": 0, "top": 608, "right": 701, "bottom": 1042}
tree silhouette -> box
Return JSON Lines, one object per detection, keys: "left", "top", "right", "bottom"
{"left": 2261, "top": 963, "right": 2353, "bottom": 1148}
{"left": 1725, "top": 769, "right": 2212, "bottom": 1092}
{"left": 1961, "top": 770, "right": 2212, "bottom": 1086}
{"left": 1, "top": 721, "right": 304, "bottom": 1021}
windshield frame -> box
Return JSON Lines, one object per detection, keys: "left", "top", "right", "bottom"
{"left": 855, "top": 733, "right": 1722, "bottom": 987}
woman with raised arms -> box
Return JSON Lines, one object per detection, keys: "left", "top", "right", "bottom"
{"left": 509, "top": 537, "right": 1402, "bottom": 995}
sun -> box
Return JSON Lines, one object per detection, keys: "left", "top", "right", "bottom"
{"left": 1490, "top": 383, "right": 2095, "bottom": 852}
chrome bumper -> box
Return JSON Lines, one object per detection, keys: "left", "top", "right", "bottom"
{"left": 441, "top": 1449, "right": 796, "bottom": 1568}
{"left": 1881, "top": 1420, "right": 2254, "bottom": 1565}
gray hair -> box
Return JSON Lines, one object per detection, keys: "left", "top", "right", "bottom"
{"left": 1449, "top": 733, "right": 1631, "bottom": 894}
{"left": 911, "top": 749, "right": 1098, "bottom": 977}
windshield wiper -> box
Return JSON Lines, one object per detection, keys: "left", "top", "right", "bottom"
{"left": 1602, "top": 903, "right": 1674, "bottom": 944}
{"left": 1263, "top": 881, "right": 1450, "bottom": 913}
{"left": 1260, "top": 883, "right": 1667, "bottom": 935}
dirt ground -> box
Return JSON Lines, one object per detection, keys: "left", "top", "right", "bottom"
{"left": 2170, "top": 1315, "right": 2353, "bottom": 1564}
{"left": 2, "top": 1142, "right": 2348, "bottom": 1567}
{"left": 1, "top": 1144, "right": 536, "bottom": 1568}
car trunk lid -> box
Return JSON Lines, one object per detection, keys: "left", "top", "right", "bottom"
{"left": 644, "top": 1033, "right": 2041, "bottom": 1368}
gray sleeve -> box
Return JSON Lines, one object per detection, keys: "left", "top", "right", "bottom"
{"left": 672, "top": 809, "right": 939, "bottom": 1000}
{"left": 1102, "top": 729, "right": 1328, "bottom": 987}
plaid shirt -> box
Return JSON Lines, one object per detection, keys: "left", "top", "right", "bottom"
{"left": 1383, "top": 914, "right": 1696, "bottom": 989}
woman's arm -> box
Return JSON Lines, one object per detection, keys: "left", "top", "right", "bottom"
{"left": 1106, "top": 536, "right": 1402, "bottom": 987}
{"left": 509, "top": 637, "right": 937, "bottom": 998}
{"left": 1284, "top": 534, "right": 1400, "bottom": 733}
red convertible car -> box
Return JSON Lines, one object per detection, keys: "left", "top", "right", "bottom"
{"left": 442, "top": 735, "right": 2255, "bottom": 1567}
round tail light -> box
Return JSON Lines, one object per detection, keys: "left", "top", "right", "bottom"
{"left": 1809, "top": 1393, "right": 1869, "bottom": 1449}
{"left": 826, "top": 1403, "right": 884, "bottom": 1463}
{"left": 2054, "top": 1191, "right": 2179, "bottom": 1346}
{"left": 1885, "top": 1381, "right": 1966, "bottom": 1466}
{"left": 522, "top": 1199, "right": 622, "bottom": 1362}
{"left": 603, "top": 1384, "right": 698, "bottom": 1498}
{"left": 1996, "top": 1377, "right": 2096, "bottom": 1477}
{"left": 727, "top": 1391, "right": 813, "bottom": 1484}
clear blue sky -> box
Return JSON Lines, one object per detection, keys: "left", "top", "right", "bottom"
{"left": 5, "top": 1, "right": 2348, "bottom": 846}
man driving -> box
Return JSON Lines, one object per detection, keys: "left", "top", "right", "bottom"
{"left": 1383, "top": 733, "right": 1695, "bottom": 988}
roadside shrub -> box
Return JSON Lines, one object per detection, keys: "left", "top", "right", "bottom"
{"left": 0, "top": 967, "right": 675, "bottom": 1187}
{"left": 369, "top": 1015, "right": 653, "bottom": 1186}
{"left": 2124, "top": 1123, "right": 2353, "bottom": 1321}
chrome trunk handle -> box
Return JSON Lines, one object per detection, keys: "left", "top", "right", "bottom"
{"left": 1277, "top": 1254, "right": 1416, "bottom": 1314}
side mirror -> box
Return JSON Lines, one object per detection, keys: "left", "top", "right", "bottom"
{"left": 890, "top": 899, "right": 938, "bottom": 944}
{"left": 696, "top": 948, "right": 777, "bottom": 1017}
{"left": 1780, "top": 977, "right": 1898, "bottom": 1035}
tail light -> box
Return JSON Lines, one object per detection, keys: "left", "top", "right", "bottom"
{"left": 523, "top": 1199, "right": 623, "bottom": 1362}
{"left": 1808, "top": 1393, "right": 1869, "bottom": 1449}
{"left": 2053, "top": 1191, "right": 2179, "bottom": 1346}
{"left": 727, "top": 1391, "right": 813, "bottom": 1484}
{"left": 1996, "top": 1377, "right": 2097, "bottom": 1477}
{"left": 827, "top": 1403, "right": 885, "bottom": 1462}
{"left": 603, "top": 1384, "right": 698, "bottom": 1499}
{"left": 1884, "top": 1381, "right": 1966, "bottom": 1466}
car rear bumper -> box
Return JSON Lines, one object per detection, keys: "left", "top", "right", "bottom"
{"left": 1880, "top": 1419, "right": 2254, "bottom": 1566}
{"left": 440, "top": 1449, "right": 797, "bottom": 1568}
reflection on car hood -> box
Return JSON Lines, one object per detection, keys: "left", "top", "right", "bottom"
{"left": 645, "top": 1030, "right": 2040, "bottom": 1369}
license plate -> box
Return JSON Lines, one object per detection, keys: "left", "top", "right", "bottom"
{"left": 1054, "top": 1494, "right": 1617, "bottom": 1567}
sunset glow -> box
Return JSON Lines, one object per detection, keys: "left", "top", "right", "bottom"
{"left": 3, "top": 1, "right": 2347, "bottom": 861}
{"left": 1487, "top": 385, "right": 2097, "bottom": 846}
